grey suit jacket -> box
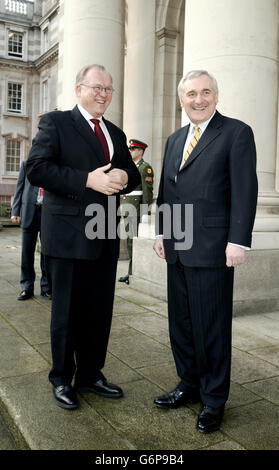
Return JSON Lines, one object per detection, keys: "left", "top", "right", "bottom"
{"left": 11, "top": 161, "right": 39, "bottom": 229}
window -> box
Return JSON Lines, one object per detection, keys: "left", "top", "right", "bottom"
{"left": 8, "top": 31, "right": 23, "bottom": 58}
{"left": 0, "top": 195, "right": 12, "bottom": 204}
{"left": 7, "top": 82, "right": 22, "bottom": 113}
{"left": 6, "top": 140, "right": 21, "bottom": 173}
{"left": 43, "top": 28, "right": 49, "bottom": 53}
{"left": 42, "top": 80, "right": 48, "bottom": 112}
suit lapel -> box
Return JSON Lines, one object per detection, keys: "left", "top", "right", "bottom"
{"left": 173, "top": 125, "right": 190, "bottom": 174}
{"left": 70, "top": 106, "right": 106, "bottom": 165}
{"left": 103, "top": 118, "right": 118, "bottom": 163}
{"left": 180, "top": 111, "right": 223, "bottom": 171}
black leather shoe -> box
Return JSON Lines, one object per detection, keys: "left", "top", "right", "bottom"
{"left": 18, "top": 290, "right": 33, "bottom": 301}
{"left": 76, "top": 378, "right": 123, "bottom": 398}
{"left": 41, "top": 291, "right": 52, "bottom": 299}
{"left": 154, "top": 386, "right": 200, "bottom": 409}
{"left": 118, "top": 275, "right": 129, "bottom": 285}
{"left": 53, "top": 385, "right": 78, "bottom": 409}
{"left": 197, "top": 405, "right": 224, "bottom": 433}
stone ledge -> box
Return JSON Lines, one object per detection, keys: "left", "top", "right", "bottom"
{"left": 132, "top": 238, "right": 279, "bottom": 315}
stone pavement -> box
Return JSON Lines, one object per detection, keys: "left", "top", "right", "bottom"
{"left": 0, "top": 224, "right": 278, "bottom": 451}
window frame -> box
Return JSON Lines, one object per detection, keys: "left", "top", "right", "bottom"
{"left": 7, "top": 30, "right": 24, "bottom": 58}
{"left": 42, "top": 78, "right": 49, "bottom": 113}
{"left": 7, "top": 81, "right": 24, "bottom": 114}
{"left": 5, "top": 139, "right": 22, "bottom": 175}
{"left": 41, "top": 21, "right": 50, "bottom": 55}
{"left": 5, "top": 25, "right": 27, "bottom": 61}
{"left": 43, "top": 27, "right": 49, "bottom": 53}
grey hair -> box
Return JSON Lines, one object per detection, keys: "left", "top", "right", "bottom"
{"left": 75, "top": 64, "right": 113, "bottom": 85}
{"left": 177, "top": 70, "right": 218, "bottom": 98}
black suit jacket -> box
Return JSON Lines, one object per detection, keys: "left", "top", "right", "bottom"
{"left": 156, "top": 111, "right": 258, "bottom": 267}
{"left": 26, "top": 106, "right": 140, "bottom": 260}
{"left": 11, "top": 161, "right": 40, "bottom": 229}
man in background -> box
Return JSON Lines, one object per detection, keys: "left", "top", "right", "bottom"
{"left": 119, "top": 139, "right": 154, "bottom": 285}
{"left": 11, "top": 161, "right": 50, "bottom": 301}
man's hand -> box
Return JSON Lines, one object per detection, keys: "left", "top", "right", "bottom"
{"left": 226, "top": 244, "right": 246, "bottom": 267}
{"left": 153, "top": 236, "right": 166, "bottom": 259}
{"left": 108, "top": 168, "right": 128, "bottom": 186}
{"left": 86, "top": 163, "right": 126, "bottom": 195}
{"left": 11, "top": 216, "right": 20, "bottom": 223}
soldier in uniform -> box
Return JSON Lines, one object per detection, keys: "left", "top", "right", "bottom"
{"left": 119, "top": 139, "right": 154, "bottom": 284}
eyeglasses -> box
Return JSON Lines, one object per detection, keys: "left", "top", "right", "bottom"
{"left": 80, "top": 84, "right": 114, "bottom": 95}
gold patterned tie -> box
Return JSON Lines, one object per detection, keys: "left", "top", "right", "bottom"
{"left": 183, "top": 125, "right": 200, "bottom": 164}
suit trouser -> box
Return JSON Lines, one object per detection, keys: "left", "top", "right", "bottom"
{"left": 20, "top": 206, "right": 48, "bottom": 293}
{"left": 45, "top": 251, "right": 118, "bottom": 387}
{"left": 167, "top": 260, "right": 234, "bottom": 408}
{"left": 125, "top": 215, "right": 140, "bottom": 275}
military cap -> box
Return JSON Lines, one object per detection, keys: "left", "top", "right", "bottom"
{"left": 129, "top": 139, "right": 148, "bottom": 151}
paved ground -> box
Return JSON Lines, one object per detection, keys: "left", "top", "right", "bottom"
{"left": 0, "top": 224, "right": 278, "bottom": 451}
{"left": 0, "top": 414, "right": 17, "bottom": 450}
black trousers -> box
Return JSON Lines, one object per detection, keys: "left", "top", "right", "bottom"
{"left": 45, "top": 251, "right": 118, "bottom": 387}
{"left": 125, "top": 215, "right": 140, "bottom": 275}
{"left": 167, "top": 260, "right": 234, "bottom": 408}
{"left": 20, "top": 207, "right": 48, "bottom": 293}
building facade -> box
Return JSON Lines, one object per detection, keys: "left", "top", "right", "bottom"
{"left": 0, "top": 0, "right": 279, "bottom": 310}
{"left": 0, "top": 0, "right": 58, "bottom": 206}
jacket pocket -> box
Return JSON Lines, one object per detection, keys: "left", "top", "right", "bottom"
{"left": 203, "top": 216, "right": 229, "bottom": 227}
{"left": 50, "top": 205, "right": 80, "bottom": 216}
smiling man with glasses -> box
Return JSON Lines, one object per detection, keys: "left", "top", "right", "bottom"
{"left": 26, "top": 64, "right": 140, "bottom": 410}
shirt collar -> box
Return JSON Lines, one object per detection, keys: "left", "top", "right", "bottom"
{"left": 189, "top": 110, "right": 216, "bottom": 134}
{"left": 77, "top": 104, "right": 103, "bottom": 122}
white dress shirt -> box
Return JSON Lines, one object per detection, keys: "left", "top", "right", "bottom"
{"left": 77, "top": 104, "right": 114, "bottom": 160}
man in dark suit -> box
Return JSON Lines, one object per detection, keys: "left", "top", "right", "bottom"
{"left": 11, "top": 161, "right": 50, "bottom": 300}
{"left": 153, "top": 70, "right": 258, "bottom": 433}
{"left": 26, "top": 64, "right": 140, "bottom": 410}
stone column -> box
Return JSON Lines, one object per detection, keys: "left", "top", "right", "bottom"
{"left": 123, "top": 0, "right": 156, "bottom": 166}
{"left": 131, "top": 0, "right": 185, "bottom": 289}
{"left": 183, "top": 0, "right": 279, "bottom": 250}
{"left": 57, "top": 0, "right": 125, "bottom": 125}
{"left": 181, "top": 0, "right": 279, "bottom": 312}
{"left": 122, "top": 0, "right": 156, "bottom": 250}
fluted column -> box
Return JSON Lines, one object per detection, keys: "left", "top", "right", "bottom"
{"left": 57, "top": 0, "right": 125, "bottom": 125}
{"left": 123, "top": 0, "right": 156, "bottom": 241}
{"left": 123, "top": 0, "right": 156, "bottom": 165}
{"left": 183, "top": 0, "right": 279, "bottom": 248}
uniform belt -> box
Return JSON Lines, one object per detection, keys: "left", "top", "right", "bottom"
{"left": 125, "top": 191, "right": 143, "bottom": 196}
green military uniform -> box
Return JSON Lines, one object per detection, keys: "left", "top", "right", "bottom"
{"left": 119, "top": 140, "right": 154, "bottom": 282}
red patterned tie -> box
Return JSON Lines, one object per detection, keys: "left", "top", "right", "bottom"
{"left": 90, "top": 119, "right": 110, "bottom": 164}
